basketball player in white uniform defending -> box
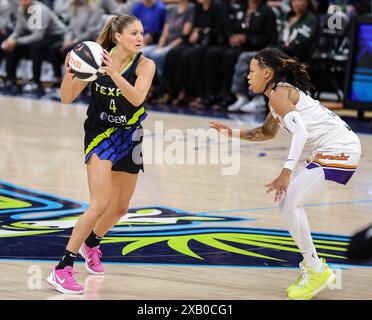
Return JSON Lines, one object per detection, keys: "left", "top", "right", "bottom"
{"left": 210, "top": 48, "right": 361, "bottom": 300}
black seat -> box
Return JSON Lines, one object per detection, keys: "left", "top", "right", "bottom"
{"left": 309, "top": 10, "right": 351, "bottom": 101}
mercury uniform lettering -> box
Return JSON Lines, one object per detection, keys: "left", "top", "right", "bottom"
{"left": 315, "top": 152, "right": 350, "bottom": 161}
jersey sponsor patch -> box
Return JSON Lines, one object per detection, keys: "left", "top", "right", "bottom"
{"left": 99, "top": 112, "right": 127, "bottom": 125}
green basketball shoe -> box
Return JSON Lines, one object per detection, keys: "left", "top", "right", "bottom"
{"left": 287, "top": 259, "right": 336, "bottom": 300}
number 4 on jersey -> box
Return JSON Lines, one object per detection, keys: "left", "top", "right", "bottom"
{"left": 109, "top": 99, "right": 117, "bottom": 113}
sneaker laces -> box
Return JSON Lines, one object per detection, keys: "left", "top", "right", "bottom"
{"left": 87, "top": 246, "right": 102, "bottom": 267}
{"left": 62, "top": 267, "right": 80, "bottom": 285}
{"left": 298, "top": 262, "right": 309, "bottom": 287}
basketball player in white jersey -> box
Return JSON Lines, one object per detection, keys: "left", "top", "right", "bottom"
{"left": 209, "top": 48, "right": 361, "bottom": 300}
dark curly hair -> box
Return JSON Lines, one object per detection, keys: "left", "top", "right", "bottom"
{"left": 252, "top": 48, "right": 314, "bottom": 94}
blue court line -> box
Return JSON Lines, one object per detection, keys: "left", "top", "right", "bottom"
{"left": 110, "top": 216, "right": 256, "bottom": 233}
{"left": 0, "top": 189, "right": 62, "bottom": 213}
{"left": 128, "top": 205, "right": 250, "bottom": 220}
{"left": 53, "top": 203, "right": 253, "bottom": 232}
{"left": 0, "top": 258, "right": 299, "bottom": 269}
{"left": 11, "top": 208, "right": 90, "bottom": 220}
{"left": 0, "top": 180, "right": 88, "bottom": 208}
{"left": 196, "top": 198, "right": 372, "bottom": 216}
{"left": 110, "top": 208, "right": 253, "bottom": 232}
{"left": 108, "top": 227, "right": 350, "bottom": 241}
{"left": 0, "top": 180, "right": 89, "bottom": 219}
{"left": 1, "top": 258, "right": 371, "bottom": 269}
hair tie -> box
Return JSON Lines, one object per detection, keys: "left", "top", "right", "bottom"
{"left": 282, "top": 58, "right": 298, "bottom": 68}
{"left": 112, "top": 15, "right": 118, "bottom": 24}
{"left": 299, "top": 63, "right": 307, "bottom": 73}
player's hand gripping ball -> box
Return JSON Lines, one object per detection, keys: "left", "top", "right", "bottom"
{"left": 69, "top": 41, "right": 106, "bottom": 81}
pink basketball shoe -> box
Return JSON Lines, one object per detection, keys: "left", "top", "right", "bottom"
{"left": 79, "top": 243, "right": 105, "bottom": 275}
{"left": 47, "top": 266, "right": 84, "bottom": 294}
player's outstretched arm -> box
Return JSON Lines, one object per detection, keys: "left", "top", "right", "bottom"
{"left": 209, "top": 112, "right": 279, "bottom": 141}
{"left": 209, "top": 121, "right": 233, "bottom": 137}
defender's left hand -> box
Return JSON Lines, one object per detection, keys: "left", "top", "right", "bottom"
{"left": 265, "top": 169, "right": 291, "bottom": 203}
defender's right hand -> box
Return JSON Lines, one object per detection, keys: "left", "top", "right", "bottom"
{"left": 209, "top": 121, "right": 233, "bottom": 137}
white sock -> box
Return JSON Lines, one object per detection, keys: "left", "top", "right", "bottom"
{"left": 302, "top": 247, "right": 323, "bottom": 272}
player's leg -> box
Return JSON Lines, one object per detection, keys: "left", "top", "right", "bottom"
{"left": 279, "top": 167, "right": 328, "bottom": 268}
{"left": 66, "top": 154, "right": 113, "bottom": 254}
{"left": 79, "top": 171, "right": 138, "bottom": 275}
{"left": 47, "top": 154, "right": 112, "bottom": 294}
{"left": 4, "top": 44, "right": 29, "bottom": 90}
{"left": 93, "top": 171, "right": 138, "bottom": 237}
{"left": 278, "top": 166, "right": 336, "bottom": 299}
{"left": 79, "top": 125, "right": 143, "bottom": 274}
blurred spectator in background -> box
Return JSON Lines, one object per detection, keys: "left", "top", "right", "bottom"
{"left": 227, "top": 0, "right": 318, "bottom": 114}
{"left": 159, "top": 0, "right": 230, "bottom": 106}
{"left": 1, "top": 0, "right": 66, "bottom": 94}
{"left": 117, "top": 0, "right": 141, "bottom": 14}
{"left": 0, "top": 0, "right": 15, "bottom": 74}
{"left": 203, "top": 0, "right": 277, "bottom": 109}
{"left": 203, "top": 0, "right": 277, "bottom": 111}
{"left": 132, "top": 0, "right": 167, "bottom": 45}
{"left": 96, "top": 0, "right": 122, "bottom": 15}
{"left": 39, "top": 0, "right": 53, "bottom": 8}
{"left": 94, "top": 0, "right": 124, "bottom": 35}
{"left": 142, "top": 0, "right": 194, "bottom": 79}
{"left": 277, "top": 0, "right": 318, "bottom": 62}
{"left": 267, "top": 0, "right": 292, "bottom": 34}
{"left": 48, "top": 0, "right": 101, "bottom": 92}
{"left": 343, "top": 0, "right": 371, "bottom": 14}
{"left": 53, "top": 0, "right": 72, "bottom": 25}
{"left": 0, "top": 0, "right": 364, "bottom": 107}
{"left": 268, "top": 0, "right": 292, "bottom": 13}
{"left": 312, "top": 0, "right": 329, "bottom": 16}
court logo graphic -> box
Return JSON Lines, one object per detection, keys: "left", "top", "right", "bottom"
{"left": 1, "top": 181, "right": 370, "bottom": 268}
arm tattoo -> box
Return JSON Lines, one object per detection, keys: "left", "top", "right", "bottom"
{"left": 240, "top": 127, "right": 265, "bottom": 141}
{"left": 262, "top": 113, "right": 279, "bottom": 138}
{"left": 241, "top": 114, "right": 279, "bottom": 141}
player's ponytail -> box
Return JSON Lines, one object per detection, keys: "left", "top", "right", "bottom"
{"left": 97, "top": 16, "right": 116, "bottom": 49}
{"left": 253, "top": 48, "right": 313, "bottom": 94}
{"left": 96, "top": 14, "right": 140, "bottom": 49}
